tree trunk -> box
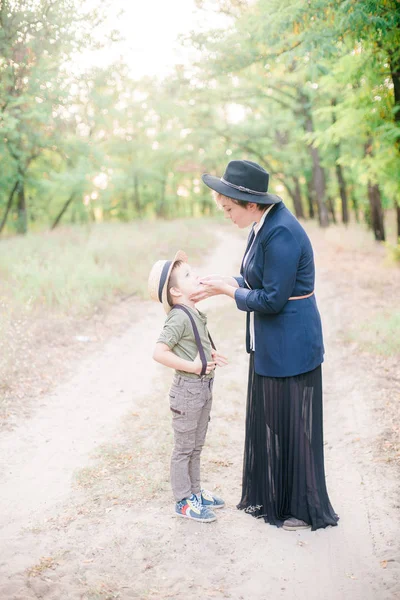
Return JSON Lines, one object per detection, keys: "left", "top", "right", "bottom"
{"left": 51, "top": 192, "right": 76, "bottom": 230}
{"left": 16, "top": 181, "right": 27, "bottom": 234}
{"left": 388, "top": 52, "right": 400, "bottom": 239}
{"left": 133, "top": 172, "right": 141, "bottom": 216}
{"left": 331, "top": 99, "right": 349, "bottom": 224}
{"left": 327, "top": 196, "right": 337, "bottom": 224}
{"left": 299, "top": 93, "right": 329, "bottom": 227}
{"left": 396, "top": 204, "right": 400, "bottom": 240}
{"left": 292, "top": 176, "right": 305, "bottom": 219}
{"left": 336, "top": 163, "right": 349, "bottom": 224}
{"left": 306, "top": 176, "right": 315, "bottom": 219}
{"left": 200, "top": 188, "right": 210, "bottom": 216}
{"left": 367, "top": 182, "right": 386, "bottom": 241}
{"left": 350, "top": 189, "right": 360, "bottom": 223}
{"left": 364, "top": 140, "right": 385, "bottom": 241}
{"left": 157, "top": 177, "right": 167, "bottom": 218}
{"left": 388, "top": 50, "right": 400, "bottom": 128}
{"left": 0, "top": 179, "right": 18, "bottom": 234}
{"left": 309, "top": 145, "right": 329, "bottom": 227}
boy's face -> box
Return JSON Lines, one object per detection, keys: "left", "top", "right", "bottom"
{"left": 170, "top": 262, "right": 200, "bottom": 302}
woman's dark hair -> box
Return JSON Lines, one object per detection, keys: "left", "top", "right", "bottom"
{"left": 214, "top": 191, "right": 266, "bottom": 209}
{"left": 231, "top": 198, "right": 267, "bottom": 209}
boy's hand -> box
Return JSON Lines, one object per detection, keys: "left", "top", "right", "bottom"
{"left": 211, "top": 350, "right": 228, "bottom": 367}
{"left": 192, "top": 354, "right": 217, "bottom": 375}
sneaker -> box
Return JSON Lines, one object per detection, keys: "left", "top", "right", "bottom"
{"left": 175, "top": 494, "right": 217, "bottom": 523}
{"left": 200, "top": 489, "right": 225, "bottom": 509}
{"left": 282, "top": 517, "right": 311, "bottom": 531}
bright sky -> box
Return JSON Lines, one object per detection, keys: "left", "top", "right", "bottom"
{"left": 81, "top": 0, "right": 227, "bottom": 79}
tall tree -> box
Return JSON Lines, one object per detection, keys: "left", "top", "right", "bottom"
{"left": 0, "top": 0, "right": 108, "bottom": 233}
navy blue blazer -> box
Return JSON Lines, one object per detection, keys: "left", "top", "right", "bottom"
{"left": 234, "top": 202, "right": 324, "bottom": 378}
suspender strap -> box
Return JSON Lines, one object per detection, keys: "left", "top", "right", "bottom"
{"left": 208, "top": 332, "right": 216, "bottom": 351}
{"left": 171, "top": 304, "right": 216, "bottom": 377}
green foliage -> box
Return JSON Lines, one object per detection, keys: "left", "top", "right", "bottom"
{"left": 0, "top": 0, "right": 399, "bottom": 237}
{"left": 386, "top": 239, "right": 400, "bottom": 263}
{"left": 350, "top": 309, "right": 400, "bottom": 357}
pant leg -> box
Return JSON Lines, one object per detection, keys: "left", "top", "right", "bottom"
{"left": 189, "top": 379, "right": 213, "bottom": 495}
{"left": 170, "top": 381, "right": 200, "bottom": 502}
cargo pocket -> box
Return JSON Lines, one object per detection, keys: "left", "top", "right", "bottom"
{"left": 185, "top": 384, "right": 206, "bottom": 412}
{"left": 169, "top": 388, "right": 187, "bottom": 416}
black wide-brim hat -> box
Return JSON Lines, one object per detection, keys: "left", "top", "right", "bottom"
{"left": 202, "top": 159, "right": 281, "bottom": 205}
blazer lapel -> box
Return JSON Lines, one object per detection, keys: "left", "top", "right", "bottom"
{"left": 241, "top": 203, "right": 282, "bottom": 282}
{"left": 242, "top": 237, "right": 258, "bottom": 287}
{"left": 240, "top": 225, "right": 255, "bottom": 274}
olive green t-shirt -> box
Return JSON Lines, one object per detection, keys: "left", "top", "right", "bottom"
{"left": 157, "top": 305, "right": 214, "bottom": 379}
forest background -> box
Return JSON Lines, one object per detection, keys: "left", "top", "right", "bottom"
{"left": 0, "top": 0, "right": 399, "bottom": 242}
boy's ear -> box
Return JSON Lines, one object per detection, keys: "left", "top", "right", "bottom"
{"left": 169, "top": 286, "right": 182, "bottom": 299}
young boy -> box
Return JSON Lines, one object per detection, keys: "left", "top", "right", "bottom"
{"left": 148, "top": 250, "right": 227, "bottom": 522}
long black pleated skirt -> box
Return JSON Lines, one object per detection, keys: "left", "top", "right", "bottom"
{"left": 237, "top": 353, "right": 339, "bottom": 531}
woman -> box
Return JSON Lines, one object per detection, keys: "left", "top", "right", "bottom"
{"left": 191, "top": 159, "right": 338, "bottom": 531}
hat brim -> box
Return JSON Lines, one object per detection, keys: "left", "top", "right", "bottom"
{"left": 202, "top": 174, "right": 281, "bottom": 205}
{"left": 161, "top": 250, "right": 187, "bottom": 314}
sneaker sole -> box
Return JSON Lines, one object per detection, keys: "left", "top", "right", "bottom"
{"left": 204, "top": 503, "right": 225, "bottom": 509}
{"left": 175, "top": 512, "right": 217, "bottom": 523}
{"left": 282, "top": 524, "right": 311, "bottom": 531}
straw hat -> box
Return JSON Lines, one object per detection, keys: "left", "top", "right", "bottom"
{"left": 148, "top": 250, "right": 188, "bottom": 313}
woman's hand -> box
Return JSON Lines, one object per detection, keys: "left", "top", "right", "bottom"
{"left": 211, "top": 350, "right": 228, "bottom": 367}
{"left": 190, "top": 275, "right": 239, "bottom": 302}
{"left": 192, "top": 354, "right": 217, "bottom": 375}
{"left": 190, "top": 276, "right": 228, "bottom": 302}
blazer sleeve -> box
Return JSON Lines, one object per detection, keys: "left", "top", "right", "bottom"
{"left": 234, "top": 225, "right": 301, "bottom": 314}
{"left": 234, "top": 275, "right": 247, "bottom": 288}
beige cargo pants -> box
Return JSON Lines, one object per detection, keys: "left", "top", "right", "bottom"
{"left": 169, "top": 373, "right": 214, "bottom": 502}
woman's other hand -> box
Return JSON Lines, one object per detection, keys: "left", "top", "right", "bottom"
{"left": 190, "top": 274, "right": 239, "bottom": 302}
{"left": 211, "top": 349, "right": 228, "bottom": 367}
{"left": 190, "top": 277, "right": 227, "bottom": 301}
{"left": 192, "top": 354, "right": 217, "bottom": 375}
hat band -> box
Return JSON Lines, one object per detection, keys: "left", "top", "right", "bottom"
{"left": 220, "top": 177, "right": 267, "bottom": 196}
{"left": 158, "top": 260, "right": 172, "bottom": 302}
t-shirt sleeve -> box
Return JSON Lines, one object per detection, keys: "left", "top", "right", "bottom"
{"left": 157, "top": 312, "right": 186, "bottom": 349}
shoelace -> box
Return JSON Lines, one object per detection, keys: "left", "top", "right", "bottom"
{"left": 189, "top": 494, "right": 202, "bottom": 510}
{"left": 201, "top": 489, "right": 213, "bottom": 500}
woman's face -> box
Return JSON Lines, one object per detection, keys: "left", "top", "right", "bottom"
{"left": 218, "top": 196, "right": 260, "bottom": 229}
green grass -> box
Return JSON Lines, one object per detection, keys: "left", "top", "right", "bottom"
{"left": 349, "top": 310, "right": 400, "bottom": 357}
{"left": 0, "top": 218, "right": 218, "bottom": 314}
{"left": 0, "top": 218, "right": 220, "bottom": 414}
{"left": 385, "top": 240, "right": 400, "bottom": 264}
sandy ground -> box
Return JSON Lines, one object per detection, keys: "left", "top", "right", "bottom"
{"left": 0, "top": 226, "right": 399, "bottom": 600}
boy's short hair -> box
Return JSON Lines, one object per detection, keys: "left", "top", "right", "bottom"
{"left": 167, "top": 260, "right": 184, "bottom": 307}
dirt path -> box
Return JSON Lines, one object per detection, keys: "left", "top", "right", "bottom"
{"left": 0, "top": 227, "right": 399, "bottom": 600}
